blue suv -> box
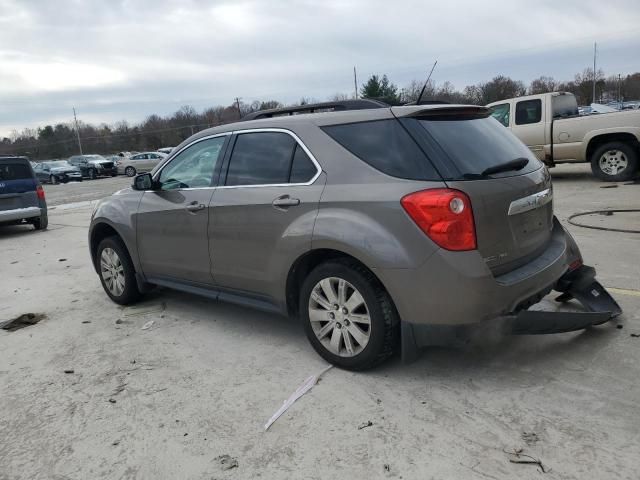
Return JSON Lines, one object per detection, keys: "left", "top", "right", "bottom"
{"left": 0, "top": 156, "right": 48, "bottom": 230}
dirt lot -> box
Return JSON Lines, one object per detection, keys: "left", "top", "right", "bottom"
{"left": 1, "top": 164, "right": 639, "bottom": 479}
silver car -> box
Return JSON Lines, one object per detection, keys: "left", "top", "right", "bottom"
{"left": 89, "top": 100, "right": 620, "bottom": 370}
{"left": 117, "top": 152, "right": 167, "bottom": 177}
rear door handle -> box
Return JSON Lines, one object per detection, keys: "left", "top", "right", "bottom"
{"left": 272, "top": 195, "right": 300, "bottom": 209}
{"left": 185, "top": 201, "right": 206, "bottom": 212}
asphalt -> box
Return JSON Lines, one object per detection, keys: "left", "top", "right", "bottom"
{"left": 1, "top": 163, "right": 639, "bottom": 479}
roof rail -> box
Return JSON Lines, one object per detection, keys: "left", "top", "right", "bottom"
{"left": 241, "top": 99, "right": 388, "bottom": 121}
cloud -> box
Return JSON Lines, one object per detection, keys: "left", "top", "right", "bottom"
{"left": 0, "top": 0, "right": 639, "bottom": 135}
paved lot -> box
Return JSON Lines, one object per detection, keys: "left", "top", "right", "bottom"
{"left": 1, "top": 164, "right": 639, "bottom": 479}
{"left": 43, "top": 176, "right": 132, "bottom": 207}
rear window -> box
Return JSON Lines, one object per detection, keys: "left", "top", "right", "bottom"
{"left": 553, "top": 94, "right": 579, "bottom": 118}
{"left": 0, "top": 162, "right": 31, "bottom": 180}
{"left": 321, "top": 119, "right": 439, "bottom": 180}
{"left": 417, "top": 116, "right": 541, "bottom": 179}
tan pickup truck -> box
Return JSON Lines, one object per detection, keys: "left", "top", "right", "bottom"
{"left": 487, "top": 92, "right": 640, "bottom": 181}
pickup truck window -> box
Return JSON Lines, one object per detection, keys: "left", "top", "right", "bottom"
{"left": 552, "top": 95, "right": 579, "bottom": 118}
{"left": 489, "top": 103, "right": 510, "bottom": 127}
{"left": 515, "top": 99, "right": 542, "bottom": 125}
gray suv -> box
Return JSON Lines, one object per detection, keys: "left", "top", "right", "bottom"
{"left": 89, "top": 101, "right": 620, "bottom": 370}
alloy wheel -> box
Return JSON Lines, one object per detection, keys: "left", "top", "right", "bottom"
{"left": 100, "top": 247, "right": 125, "bottom": 297}
{"left": 599, "top": 150, "right": 628, "bottom": 176}
{"left": 308, "top": 277, "right": 371, "bottom": 357}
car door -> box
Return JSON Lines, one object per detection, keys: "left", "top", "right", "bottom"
{"left": 209, "top": 129, "right": 324, "bottom": 298}
{"left": 136, "top": 134, "right": 230, "bottom": 285}
{"left": 511, "top": 99, "right": 546, "bottom": 160}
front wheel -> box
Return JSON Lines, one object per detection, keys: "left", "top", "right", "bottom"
{"left": 96, "top": 236, "right": 141, "bottom": 305}
{"left": 88, "top": 168, "right": 97, "bottom": 180}
{"left": 300, "top": 259, "right": 398, "bottom": 370}
{"left": 590, "top": 142, "right": 638, "bottom": 182}
{"left": 49, "top": 175, "right": 57, "bottom": 185}
{"left": 125, "top": 166, "right": 136, "bottom": 177}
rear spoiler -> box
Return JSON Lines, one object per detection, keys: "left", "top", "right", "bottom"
{"left": 392, "top": 105, "right": 490, "bottom": 120}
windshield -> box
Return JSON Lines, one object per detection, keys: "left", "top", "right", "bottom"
{"left": 85, "top": 155, "right": 106, "bottom": 161}
{"left": 47, "top": 161, "right": 71, "bottom": 167}
{"left": 417, "top": 116, "right": 542, "bottom": 179}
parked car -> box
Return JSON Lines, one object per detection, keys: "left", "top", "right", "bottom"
{"left": 89, "top": 100, "right": 620, "bottom": 370}
{"left": 68, "top": 154, "right": 118, "bottom": 179}
{"left": 0, "top": 156, "right": 48, "bottom": 230}
{"left": 487, "top": 92, "right": 640, "bottom": 181}
{"left": 116, "top": 151, "right": 167, "bottom": 177}
{"left": 157, "top": 147, "right": 174, "bottom": 155}
{"left": 34, "top": 160, "right": 83, "bottom": 184}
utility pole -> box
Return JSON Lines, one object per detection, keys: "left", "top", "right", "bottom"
{"left": 72, "top": 107, "right": 83, "bottom": 154}
{"left": 353, "top": 66, "right": 358, "bottom": 99}
{"left": 235, "top": 97, "right": 242, "bottom": 119}
{"left": 618, "top": 73, "right": 622, "bottom": 104}
{"left": 592, "top": 42, "right": 597, "bottom": 104}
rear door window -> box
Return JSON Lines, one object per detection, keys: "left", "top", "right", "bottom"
{"left": 321, "top": 119, "right": 439, "bottom": 180}
{"left": 0, "top": 162, "right": 31, "bottom": 180}
{"left": 416, "top": 115, "right": 541, "bottom": 179}
{"left": 225, "top": 131, "right": 314, "bottom": 186}
{"left": 515, "top": 99, "right": 542, "bottom": 125}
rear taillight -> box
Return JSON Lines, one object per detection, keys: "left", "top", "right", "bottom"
{"left": 401, "top": 188, "right": 476, "bottom": 251}
{"left": 36, "top": 184, "right": 45, "bottom": 200}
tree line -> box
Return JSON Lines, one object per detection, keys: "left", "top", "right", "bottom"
{"left": 2, "top": 69, "right": 639, "bottom": 160}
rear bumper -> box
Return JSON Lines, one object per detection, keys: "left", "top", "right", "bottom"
{"left": 0, "top": 206, "right": 41, "bottom": 223}
{"left": 376, "top": 218, "right": 575, "bottom": 328}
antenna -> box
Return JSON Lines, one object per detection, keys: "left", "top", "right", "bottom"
{"left": 416, "top": 60, "right": 438, "bottom": 105}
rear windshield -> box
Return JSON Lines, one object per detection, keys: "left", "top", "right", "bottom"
{"left": 0, "top": 162, "right": 31, "bottom": 180}
{"left": 416, "top": 116, "right": 541, "bottom": 179}
{"left": 47, "top": 161, "right": 70, "bottom": 167}
{"left": 321, "top": 119, "right": 439, "bottom": 180}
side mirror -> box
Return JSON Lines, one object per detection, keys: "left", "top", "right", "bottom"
{"left": 132, "top": 172, "right": 156, "bottom": 191}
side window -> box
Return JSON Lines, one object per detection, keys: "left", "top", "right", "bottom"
{"left": 225, "top": 132, "right": 296, "bottom": 186}
{"left": 321, "top": 119, "right": 438, "bottom": 180}
{"left": 158, "top": 136, "right": 226, "bottom": 190}
{"left": 515, "top": 99, "right": 542, "bottom": 125}
{"left": 289, "top": 145, "right": 317, "bottom": 183}
{"left": 490, "top": 103, "right": 510, "bottom": 127}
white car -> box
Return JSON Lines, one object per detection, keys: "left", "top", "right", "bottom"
{"left": 117, "top": 152, "right": 167, "bottom": 177}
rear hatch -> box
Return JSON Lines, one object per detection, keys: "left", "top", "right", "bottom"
{"left": 395, "top": 107, "right": 554, "bottom": 275}
{"left": 0, "top": 159, "right": 38, "bottom": 211}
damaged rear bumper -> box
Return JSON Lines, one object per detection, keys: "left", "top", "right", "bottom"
{"left": 401, "top": 264, "right": 622, "bottom": 363}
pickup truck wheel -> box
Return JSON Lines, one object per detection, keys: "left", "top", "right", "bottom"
{"left": 590, "top": 142, "right": 638, "bottom": 182}
{"left": 300, "top": 259, "right": 398, "bottom": 370}
{"left": 96, "top": 236, "right": 141, "bottom": 305}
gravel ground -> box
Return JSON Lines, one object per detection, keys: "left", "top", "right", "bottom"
{"left": 1, "top": 163, "right": 639, "bottom": 479}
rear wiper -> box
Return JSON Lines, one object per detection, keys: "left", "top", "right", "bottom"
{"left": 480, "top": 157, "right": 529, "bottom": 177}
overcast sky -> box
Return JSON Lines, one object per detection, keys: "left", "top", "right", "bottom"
{"left": 1, "top": 0, "right": 639, "bottom": 136}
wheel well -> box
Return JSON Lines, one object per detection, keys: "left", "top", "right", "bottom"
{"left": 89, "top": 223, "right": 121, "bottom": 272}
{"left": 586, "top": 133, "right": 639, "bottom": 161}
{"left": 285, "top": 249, "right": 385, "bottom": 318}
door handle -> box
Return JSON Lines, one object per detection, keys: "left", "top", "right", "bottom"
{"left": 185, "top": 201, "right": 206, "bottom": 212}
{"left": 272, "top": 195, "right": 300, "bottom": 209}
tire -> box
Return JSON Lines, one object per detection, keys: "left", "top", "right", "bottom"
{"left": 49, "top": 175, "right": 57, "bottom": 185}
{"left": 32, "top": 213, "right": 48, "bottom": 230}
{"left": 125, "top": 166, "right": 136, "bottom": 177}
{"left": 590, "top": 141, "right": 639, "bottom": 182}
{"left": 299, "top": 259, "right": 398, "bottom": 370}
{"left": 88, "top": 168, "right": 97, "bottom": 180}
{"left": 96, "top": 236, "right": 141, "bottom": 305}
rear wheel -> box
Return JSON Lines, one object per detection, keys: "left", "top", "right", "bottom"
{"left": 32, "top": 213, "right": 48, "bottom": 230}
{"left": 125, "top": 166, "right": 136, "bottom": 177}
{"left": 49, "top": 175, "right": 57, "bottom": 185}
{"left": 590, "top": 142, "right": 638, "bottom": 182}
{"left": 300, "top": 259, "right": 398, "bottom": 370}
{"left": 96, "top": 236, "right": 141, "bottom": 305}
{"left": 88, "top": 168, "right": 97, "bottom": 180}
